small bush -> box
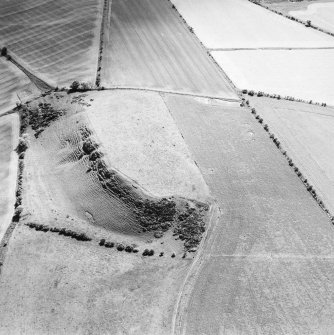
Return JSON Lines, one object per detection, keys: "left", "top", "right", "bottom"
{"left": 125, "top": 245, "right": 133, "bottom": 253}
{"left": 99, "top": 239, "right": 106, "bottom": 246}
{"left": 70, "top": 81, "right": 80, "bottom": 92}
{"left": 1, "top": 47, "right": 7, "bottom": 57}
{"left": 105, "top": 241, "right": 114, "bottom": 248}
{"left": 116, "top": 243, "right": 125, "bottom": 251}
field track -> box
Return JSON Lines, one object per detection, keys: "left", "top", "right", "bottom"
{"left": 0, "top": 58, "right": 39, "bottom": 115}
{"left": 100, "top": 0, "right": 238, "bottom": 99}
{"left": 165, "top": 95, "right": 334, "bottom": 335}
{"left": 0, "top": 0, "right": 103, "bottom": 86}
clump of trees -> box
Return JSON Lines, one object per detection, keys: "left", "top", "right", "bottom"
{"left": 69, "top": 81, "right": 94, "bottom": 93}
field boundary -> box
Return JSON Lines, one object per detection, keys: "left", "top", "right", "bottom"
{"left": 165, "top": 0, "right": 239, "bottom": 94}
{"left": 104, "top": 86, "right": 241, "bottom": 102}
{"left": 242, "top": 95, "right": 334, "bottom": 225}
{"left": 248, "top": 0, "right": 334, "bottom": 38}
{"left": 210, "top": 46, "right": 334, "bottom": 51}
{"left": 241, "top": 88, "right": 331, "bottom": 108}
{"left": 0, "top": 49, "right": 53, "bottom": 91}
{"left": 172, "top": 204, "right": 220, "bottom": 335}
{"left": 95, "top": 0, "right": 111, "bottom": 87}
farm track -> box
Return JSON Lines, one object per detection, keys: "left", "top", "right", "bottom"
{"left": 105, "top": 86, "right": 241, "bottom": 103}
{"left": 9, "top": 54, "right": 53, "bottom": 91}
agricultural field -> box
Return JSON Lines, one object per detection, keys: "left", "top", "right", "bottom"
{"left": 100, "top": 0, "right": 238, "bottom": 100}
{"left": 0, "top": 92, "right": 210, "bottom": 334}
{"left": 0, "top": 0, "right": 103, "bottom": 87}
{"left": 170, "top": 0, "right": 334, "bottom": 49}
{"left": 0, "top": 58, "right": 38, "bottom": 115}
{"left": 165, "top": 95, "right": 334, "bottom": 335}
{"left": 85, "top": 90, "right": 209, "bottom": 201}
{"left": 249, "top": 96, "right": 334, "bottom": 214}
{"left": 0, "top": 114, "right": 19, "bottom": 243}
{"left": 212, "top": 49, "right": 334, "bottom": 105}
{"left": 289, "top": 2, "right": 334, "bottom": 33}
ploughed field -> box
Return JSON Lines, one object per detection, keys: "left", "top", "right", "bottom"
{"left": 170, "top": 0, "right": 334, "bottom": 49}
{"left": 213, "top": 49, "right": 334, "bottom": 106}
{"left": 0, "top": 58, "right": 38, "bottom": 115}
{"left": 165, "top": 95, "right": 334, "bottom": 335}
{"left": 100, "top": 0, "right": 238, "bottom": 100}
{"left": 249, "top": 96, "right": 334, "bottom": 214}
{"left": 0, "top": 0, "right": 103, "bottom": 86}
{"left": 0, "top": 114, "right": 19, "bottom": 243}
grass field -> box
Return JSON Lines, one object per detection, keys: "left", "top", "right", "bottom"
{"left": 213, "top": 49, "right": 334, "bottom": 105}
{"left": 0, "top": 92, "right": 210, "bottom": 334}
{"left": 100, "top": 0, "right": 238, "bottom": 99}
{"left": 0, "top": 0, "right": 103, "bottom": 87}
{"left": 85, "top": 90, "right": 209, "bottom": 201}
{"left": 0, "top": 114, "right": 19, "bottom": 244}
{"left": 171, "top": 0, "right": 334, "bottom": 49}
{"left": 249, "top": 96, "right": 334, "bottom": 214}
{"left": 0, "top": 58, "right": 38, "bottom": 115}
{"left": 165, "top": 95, "right": 334, "bottom": 335}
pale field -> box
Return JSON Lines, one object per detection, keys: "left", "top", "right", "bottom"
{"left": 290, "top": 2, "right": 334, "bottom": 33}
{"left": 165, "top": 95, "right": 334, "bottom": 335}
{"left": 0, "top": 93, "right": 208, "bottom": 334}
{"left": 85, "top": 90, "right": 210, "bottom": 201}
{"left": 171, "top": 0, "right": 334, "bottom": 49}
{"left": 0, "top": 114, "right": 19, "bottom": 243}
{"left": 0, "top": 58, "right": 38, "bottom": 115}
{"left": 0, "top": 0, "right": 103, "bottom": 87}
{"left": 212, "top": 49, "right": 334, "bottom": 105}
{"left": 0, "top": 223, "right": 190, "bottom": 335}
{"left": 249, "top": 96, "right": 334, "bottom": 214}
{"left": 101, "top": 0, "right": 238, "bottom": 99}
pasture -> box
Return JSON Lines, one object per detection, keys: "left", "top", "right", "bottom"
{"left": 0, "top": 0, "right": 102, "bottom": 86}
{"left": 249, "top": 96, "right": 334, "bottom": 214}
{"left": 100, "top": 0, "right": 238, "bottom": 99}
{"left": 171, "top": 0, "right": 334, "bottom": 48}
{"left": 85, "top": 90, "right": 209, "bottom": 201}
{"left": 0, "top": 114, "right": 19, "bottom": 244}
{"left": 165, "top": 95, "right": 334, "bottom": 335}
{"left": 212, "top": 49, "right": 334, "bottom": 105}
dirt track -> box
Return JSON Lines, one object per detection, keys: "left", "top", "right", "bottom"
{"left": 166, "top": 95, "right": 334, "bottom": 335}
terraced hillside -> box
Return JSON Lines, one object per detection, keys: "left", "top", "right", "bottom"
{"left": 0, "top": 0, "right": 103, "bottom": 87}
{"left": 0, "top": 58, "right": 38, "bottom": 115}
{"left": 165, "top": 95, "right": 334, "bottom": 335}
{"left": 0, "top": 92, "right": 210, "bottom": 334}
{"left": 100, "top": 0, "right": 238, "bottom": 100}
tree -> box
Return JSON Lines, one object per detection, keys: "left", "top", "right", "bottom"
{"left": 1, "top": 47, "right": 7, "bottom": 57}
{"left": 70, "top": 80, "right": 80, "bottom": 92}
